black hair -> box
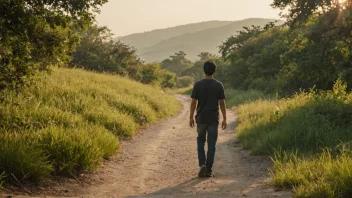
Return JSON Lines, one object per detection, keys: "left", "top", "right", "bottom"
{"left": 203, "top": 61, "right": 216, "bottom": 76}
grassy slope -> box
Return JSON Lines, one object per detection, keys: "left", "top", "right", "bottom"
{"left": 0, "top": 68, "right": 180, "bottom": 185}
{"left": 234, "top": 84, "right": 352, "bottom": 197}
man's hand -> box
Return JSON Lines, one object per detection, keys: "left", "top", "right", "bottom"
{"left": 221, "top": 120, "right": 227, "bottom": 130}
{"left": 190, "top": 118, "right": 195, "bottom": 128}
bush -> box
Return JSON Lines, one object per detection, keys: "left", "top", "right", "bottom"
{"left": 176, "top": 76, "right": 194, "bottom": 88}
{"left": 161, "top": 71, "right": 177, "bottom": 88}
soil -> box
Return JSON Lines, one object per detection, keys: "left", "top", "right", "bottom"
{"left": 1, "top": 95, "right": 292, "bottom": 198}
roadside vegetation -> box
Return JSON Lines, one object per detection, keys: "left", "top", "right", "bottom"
{"left": 234, "top": 80, "right": 352, "bottom": 197}
{"left": 0, "top": 0, "right": 180, "bottom": 188}
{"left": 0, "top": 68, "right": 179, "bottom": 185}
{"left": 213, "top": 1, "right": 352, "bottom": 196}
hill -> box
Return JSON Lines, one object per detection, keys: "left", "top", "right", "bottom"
{"left": 121, "top": 18, "right": 283, "bottom": 62}
{"left": 120, "top": 20, "right": 233, "bottom": 50}
{"left": 0, "top": 68, "right": 180, "bottom": 185}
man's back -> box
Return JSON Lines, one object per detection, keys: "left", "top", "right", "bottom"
{"left": 191, "top": 79, "right": 225, "bottom": 124}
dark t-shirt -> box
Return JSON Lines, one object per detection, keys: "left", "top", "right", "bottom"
{"left": 191, "top": 79, "right": 225, "bottom": 124}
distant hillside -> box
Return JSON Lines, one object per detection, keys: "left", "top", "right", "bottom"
{"left": 121, "top": 18, "right": 283, "bottom": 62}
{"left": 120, "top": 21, "right": 233, "bottom": 50}
{"left": 141, "top": 43, "right": 202, "bottom": 63}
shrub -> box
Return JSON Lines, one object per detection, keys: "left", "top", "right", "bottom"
{"left": 176, "top": 76, "right": 194, "bottom": 88}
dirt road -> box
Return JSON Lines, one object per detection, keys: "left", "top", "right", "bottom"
{"left": 6, "top": 95, "right": 291, "bottom": 198}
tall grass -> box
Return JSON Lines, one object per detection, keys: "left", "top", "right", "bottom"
{"left": 234, "top": 80, "right": 352, "bottom": 197}
{"left": 177, "top": 86, "right": 273, "bottom": 107}
{"left": 271, "top": 149, "right": 352, "bottom": 198}
{"left": 0, "top": 68, "right": 180, "bottom": 185}
{"left": 226, "top": 89, "right": 274, "bottom": 107}
{"left": 0, "top": 171, "right": 5, "bottom": 188}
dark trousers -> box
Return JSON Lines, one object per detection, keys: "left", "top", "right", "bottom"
{"left": 197, "top": 123, "right": 218, "bottom": 169}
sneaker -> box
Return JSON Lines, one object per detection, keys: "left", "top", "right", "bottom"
{"left": 205, "top": 169, "right": 214, "bottom": 177}
{"left": 198, "top": 164, "right": 207, "bottom": 177}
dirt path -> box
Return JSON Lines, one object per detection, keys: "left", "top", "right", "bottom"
{"left": 5, "top": 95, "right": 291, "bottom": 198}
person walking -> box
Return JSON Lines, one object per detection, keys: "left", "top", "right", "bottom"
{"left": 189, "top": 61, "right": 227, "bottom": 177}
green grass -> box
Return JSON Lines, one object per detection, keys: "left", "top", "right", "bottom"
{"left": 165, "top": 86, "right": 193, "bottom": 95}
{"left": 226, "top": 89, "right": 274, "bottom": 107}
{"left": 271, "top": 150, "right": 352, "bottom": 198}
{"left": 235, "top": 91, "right": 352, "bottom": 155}
{"left": 172, "top": 86, "right": 272, "bottom": 107}
{"left": 234, "top": 82, "right": 352, "bottom": 197}
{"left": 0, "top": 68, "right": 180, "bottom": 184}
{"left": 0, "top": 171, "right": 5, "bottom": 188}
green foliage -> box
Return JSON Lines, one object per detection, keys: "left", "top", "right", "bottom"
{"left": 220, "top": 24, "right": 289, "bottom": 92}
{"left": 70, "top": 25, "right": 141, "bottom": 75}
{"left": 0, "top": 134, "right": 53, "bottom": 183}
{"left": 182, "top": 52, "right": 217, "bottom": 81}
{"left": 271, "top": 150, "right": 352, "bottom": 197}
{"left": 226, "top": 89, "right": 274, "bottom": 107}
{"left": 161, "top": 71, "right": 177, "bottom": 88}
{"left": 271, "top": 0, "right": 344, "bottom": 24}
{"left": 0, "top": 0, "right": 107, "bottom": 92}
{"left": 161, "top": 51, "right": 193, "bottom": 75}
{"left": 70, "top": 25, "right": 176, "bottom": 88}
{"left": 176, "top": 76, "right": 194, "bottom": 88}
{"left": 235, "top": 80, "right": 352, "bottom": 197}
{"left": 0, "top": 171, "right": 4, "bottom": 188}
{"left": 236, "top": 85, "right": 352, "bottom": 154}
{"left": 220, "top": 4, "right": 352, "bottom": 94}
{"left": 0, "top": 68, "right": 180, "bottom": 185}
{"left": 179, "top": 52, "right": 230, "bottom": 87}
{"left": 38, "top": 126, "right": 109, "bottom": 175}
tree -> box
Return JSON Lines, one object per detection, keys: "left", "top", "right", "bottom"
{"left": 182, "top": 52, "right": 218, "bottom": 81}
{"left": 271, "top": 0, "right": 345, "bottom": 24}
{"left": 70, "top": 25, "right": 141, "bottom": 76}
{"left": 219, "top": 25, "right": 263, "bottom": 59}
{"left": 70, "top": 25, "right": 175, "bottom": 88}
{"left": 161, "top": 51, "right": 193, "bottom": 75}
{"left": 197, "top": 52, "right": 217, "bottom": 61}
{"left": 161, "top": 71, "right": 176, "bottom": 88}
{"left": 0, "top": 0, "right": 107, "bottom": 92}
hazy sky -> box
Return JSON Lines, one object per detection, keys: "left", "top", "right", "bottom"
{"left": 95, "top": 0, "right": 282, "bottom": 37}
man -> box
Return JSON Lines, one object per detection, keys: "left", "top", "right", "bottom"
{"left": 189, "top": 61, "right": 227, "bottom": 178}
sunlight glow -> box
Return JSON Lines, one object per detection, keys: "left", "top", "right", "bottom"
{"left": 337, "top": 0, "right": 347, "bottom": 9}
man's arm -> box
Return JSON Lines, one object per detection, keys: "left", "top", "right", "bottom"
{"left": 219, "top": 99, "right": 227, "bottom": 130}
{"left": 189, "top": 99, "right": 197, "bottom": 128}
